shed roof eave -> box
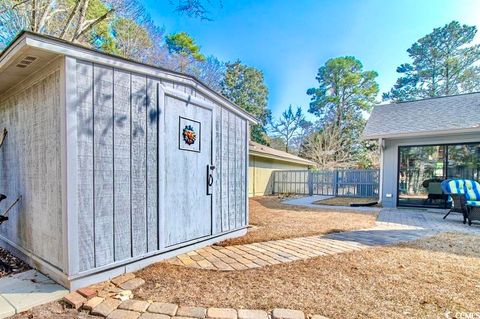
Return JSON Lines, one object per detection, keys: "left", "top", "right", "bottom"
{"left": 0, "top": 33, "right": 27, "bottom": 71}
{"left": 249, "top": 151, "right": 316, "bottom": 167}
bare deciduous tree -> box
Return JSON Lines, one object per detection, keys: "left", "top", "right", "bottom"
{"left": 301, "top": 124, "right": 352, "bottom": 169}
{"left": 0, "top": 0, "right": 215, "bottom": 49}
{"left": 269, "top": 105, "right": 309, "bottom": 153}
{"left": 112, "top": 18, "right": 153, "bottom": 60}
{"left": 0, "top": 0, "right": 227, "bottom": 95}
{"left": 1, "top": 0, "right": 128, "bottom": 45}
{"left": 172, "top": 0, "right": 222, "bottom": 20}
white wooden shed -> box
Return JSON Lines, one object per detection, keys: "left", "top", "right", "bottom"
{"left": 0, "top": 31, "right": 256, "bottom": 289}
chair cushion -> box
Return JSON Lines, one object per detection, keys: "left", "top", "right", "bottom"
{"left": 467, "top": 200, "right": 480, "bottom": 207}
{"left": 441, "top": 179, "right": 465, "bottom": 195}
{"left": 464, "top": 180, "right": 480, "bottom": 201}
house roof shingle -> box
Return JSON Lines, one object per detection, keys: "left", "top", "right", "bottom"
{"left": 363, "top": 92, "right": 480, "bottom": 139}
{"left": 249, "top": 141, "right": 315, "bottom": 166}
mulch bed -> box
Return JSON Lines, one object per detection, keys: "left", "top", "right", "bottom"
{"left": 217, "top": 197, "right": 377, "bottom": 246}
{"left": 0, "top": 247, "right": 30, "bottom": 278}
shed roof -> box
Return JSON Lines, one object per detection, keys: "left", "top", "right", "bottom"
{"left": 0, "top": 31, "right": 257, "bottom": 123}
{"left": 249, "top": 141, "right": 316, "bottom": 166}
{"left": 363, "top": 92, "right": 480, "bottom": 139}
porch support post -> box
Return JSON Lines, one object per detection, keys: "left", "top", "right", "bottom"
{"left": 378, "top": 138, "right": 384, "bottom": 205}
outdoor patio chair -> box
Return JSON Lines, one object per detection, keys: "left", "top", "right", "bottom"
{"left": 441, "top": 179, "right": 467, "bottom": 223}
{"left": 464, "top": 180, "right": 480, "bottom": 225}
{"left": 441, "top": 179, "right": 480, "bottom": 225}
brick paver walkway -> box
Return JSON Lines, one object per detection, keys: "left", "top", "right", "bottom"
{"left": 66, "top": 273, "right": 324, "bottom": 319}
{"left": 167, "top": 207, "right": 479, "bottom": 270}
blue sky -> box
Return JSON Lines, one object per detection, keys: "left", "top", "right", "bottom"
{"left": 141, "top": 0, "right": 480, "bottom": 119}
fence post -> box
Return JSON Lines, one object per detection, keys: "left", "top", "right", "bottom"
{"left": 308, "top": 170, "right": 313, "bottom": 196}
{"left": 272, "top": 171, "right": 276, "bottom": 195}
{"left": 334, "top": 170, "right": 339, "bottom": 196}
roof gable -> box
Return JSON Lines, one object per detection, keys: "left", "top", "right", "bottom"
{"left": 364, "top": 93, "right": 480, "bottom": 139}
{"left": 0, "top": 31, "right": 258, "bottom": 123}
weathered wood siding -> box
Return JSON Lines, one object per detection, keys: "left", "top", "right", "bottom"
{"left": 0, "top": 59, "right": 64, "bottom": 270}
{"left": 73, "top": 59, "right": 248, "bottom": 273}
{"left": 113, "top": 69, "right": 132, "bottom": 261}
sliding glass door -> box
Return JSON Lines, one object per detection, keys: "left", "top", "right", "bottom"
{"left": 398, "top": 142, "right": 480, "bottom": 208}
{"left": 447, "top": 144, "right": 480, "bottom": 180}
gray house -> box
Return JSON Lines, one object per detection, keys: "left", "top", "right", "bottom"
{"left": 364, "top": 93, "right": 480, "bottom": 208}
{"left": 0, "top": 31, "right": 255, "bottom": 289}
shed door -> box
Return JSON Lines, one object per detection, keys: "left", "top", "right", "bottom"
{"left": 163, "top": 96, "right": 213, "bottom": 247}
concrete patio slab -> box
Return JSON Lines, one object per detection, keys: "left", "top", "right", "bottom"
{"left": 0, "top": 269, "right": 68, "bottom": 317}
{"left": 0, "top": 296, "right": 15, "bottom": 319}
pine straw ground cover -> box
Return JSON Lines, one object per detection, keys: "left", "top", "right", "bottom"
{"left": 217, "top": 197, "right": 377, "bottom": 246}
{"left": 135, "top": 233, "right": 480, "bottom": 319}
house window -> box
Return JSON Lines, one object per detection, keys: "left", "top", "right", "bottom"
{"left": 397, "top": 143, "right": 480, "bottom": 208}
{"left": 447, "top": 144, "right": 480, "bottom": 180}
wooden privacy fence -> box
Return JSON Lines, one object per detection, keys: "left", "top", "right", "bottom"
{"left": 272, "top": 169, "right": 380, "bottom": 197}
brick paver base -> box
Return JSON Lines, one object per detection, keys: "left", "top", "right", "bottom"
{"left": 65, "top": 274, "right": 316, "bottom": 319}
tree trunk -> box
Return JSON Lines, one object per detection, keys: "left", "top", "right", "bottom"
{"left": 31, "top": 0, "right": 36, "bottom": 31}
{"left": 72, "top": 0, "right": 89, "bottom": 41}
{"left": 73, "top": 8, "right": 114, "bottom": 41}
{"left": 60, "top": 0, "right": 81, "bottom": 39}
{"left": 445, "top": 63, "right": 450, "bottom": 96}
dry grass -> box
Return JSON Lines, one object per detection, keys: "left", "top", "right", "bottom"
{"left": 313, "top": 196, "right": 379, "bottom": 207}
{"left": 135, "top": 232, "right": 480, "bottom": 319}
{"left": 216, "top": 197, "right": 377, "bottom": 246}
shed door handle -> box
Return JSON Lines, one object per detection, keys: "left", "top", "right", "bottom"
{"left": 207, "top": 164, "right": 215, "bottom": 195}
{"left": 208, "top": 174, "right": 214, "bottom": 187}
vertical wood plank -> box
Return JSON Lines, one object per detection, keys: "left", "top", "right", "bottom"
{"left": 65, "top": 56, "right": 79, "bottom": 275}
{"left": 245, "top": 123, "right": 250, "bottom": 226}
{"left": 131, "top": 74, "right": 147, "bottom": 257}
{"left": 212, "top": 104, "right": 222, "bottom": 234}
{"left": 146, "top": 78, "right": 158, "bottom": 252}
{"left": 157, "top": 84, "right": 166, "bottom": 250}
{"left": 240, "top": 120, "right": 247, "bottom": 226}
{"left": 113, "top": 69, "right": 132, "bottom": 261}
{"left": 76, "top": 61, "right": 95, "bottom": 271}
{"left": 228, "top": 112, "right": 236, "bottom": 230}
{"left": 221, "top": 108, "right": 229, "bottom": 232}
{"left": 235, "top": 116, "right": 242, "bottom": 228}
{"left": 93, "top": 64, "right": 114, "bottom": 267}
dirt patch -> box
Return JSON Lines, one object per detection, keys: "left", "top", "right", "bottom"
{"left": 217, "top": 197, "right": 377, "bottom": 246}
{"left": 313, "top": 197, "right": 380, "bottom": 207}
{"left": 10, "top": 301, "right": 97, "bottom": 319}
{"left": 135, "top": 233, "right": 480, "bottom": 319}
{"left": 0, "top": 247, "right": 30, "bottom": 278}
